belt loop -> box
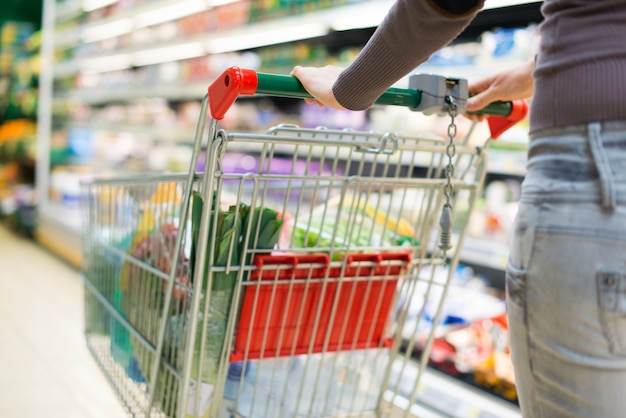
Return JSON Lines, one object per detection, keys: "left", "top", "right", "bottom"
{"left": 588, "top": 122, "right": 616, "bottom": 211}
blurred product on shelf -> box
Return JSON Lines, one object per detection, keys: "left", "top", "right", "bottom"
{"left": 248, "top": 0, "right": 348, "bottom": 22}
{"left": 0, "top": 181, "right": 36, "bottom": 235}
{"left": 50, "top": 0, "right": 536, "bottom": 189}
{"left": 467, "top": 180, "right": 521, "bottom": 244}
{"left": 419, "top": 25, "right": 540, "bottom": 75}
{"left": 48, "top": 165, "right": 94, "bottom": 207}
{"left": 1, "top": 23, "right": 39, "bottom": 121}
{"left": 257, "top": 43, "right": 329, "bottom": 74}
{"left": 1, "top": 20, "right": 40, "bottom": 235}
{"left": 404, "top": 264, "right": 518, "bottom": 404}
{"left": 300, "top": 103, "right": 369, "bottom": 131}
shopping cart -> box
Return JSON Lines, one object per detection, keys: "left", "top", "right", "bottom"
{"left": 81, "top": 66, "right": 527, "bottom": 418}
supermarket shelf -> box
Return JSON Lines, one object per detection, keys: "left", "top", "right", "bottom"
{"left": 55, "top": 0, "right": 541, "bottom": 44}
{"left": 412, "top": 367, "right": 521, "bottom": 418}
{"left": 36, "top": 202, "right": 84, "bottom": 268}
{"left": 53, "top": 0, "right": 394, "bottom": 71}
{"left": 54, "top": 2, "right": 83, "bottom": 23}
{"left": 384, "top": 356, "right": 520, "bottom": 418}
{"left": 38, "top": 200, "right": 82, "bottom": 234}
{"left": 65, "top": 122, "right": 197, "bottom": 143}
{"left": 485, "top": 149, "right": 527, "bottom": 177}
{"left": 460, "top": 236, "right": 510, "bottom": 272}
{"left": 53, "top": 82, "right": 210, "bottom": 102}
{"left": 55, "top": 120, "right": 528, "bottom": 178}
{"left": 54, "top": 0, "right": 213, "bottom": 46}
{"left": 53, "top": 0, "right": 542, "bottom": 77}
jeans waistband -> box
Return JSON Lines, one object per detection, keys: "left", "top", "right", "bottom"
{"left": 522, "top": 121, "right": 626, "bottom": 208}
{"left": 529, "top": 120, "right": 626, "bottom": 140}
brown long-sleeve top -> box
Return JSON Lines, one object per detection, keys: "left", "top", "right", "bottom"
{"left": 333, "top": 0, "right": 626, "bottom": 134}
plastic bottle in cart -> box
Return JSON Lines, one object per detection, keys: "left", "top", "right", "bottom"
{"left": 236, "top": 358, "right": 296, "bottom": 418}
{"left": 334, "top": 349, "right": 390, "bottom": 415}
{"left": 291, "top": 354, "right": 340, "bottom": 417}
{"left": 221, "top": 362, "right": 246, "bottom": 418}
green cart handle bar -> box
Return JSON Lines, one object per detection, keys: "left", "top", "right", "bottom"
{"left": 208, "top": 66, "right": 528, "bottom": 139}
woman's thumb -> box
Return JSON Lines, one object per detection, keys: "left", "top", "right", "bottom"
{"left": 466, "top": 91, "right": 492, "bottom": 112}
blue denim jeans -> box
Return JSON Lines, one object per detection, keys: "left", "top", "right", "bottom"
{"left": 506, "top": 121, "right": 626, "bottom": 418}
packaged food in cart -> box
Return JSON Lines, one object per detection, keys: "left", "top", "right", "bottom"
{"left": 81, "top": 66, "right": 527, "bottom": 417}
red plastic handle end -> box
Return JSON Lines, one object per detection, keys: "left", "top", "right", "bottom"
{"left": 487, "top": 99, "right": 529, "bottom": 139}
{"left": 208, "top": 66, "right": 258, "bottom": 120}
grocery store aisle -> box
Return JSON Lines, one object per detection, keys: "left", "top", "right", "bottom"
{"left": 0, "top": 224, "right": 127, "bottom": 417}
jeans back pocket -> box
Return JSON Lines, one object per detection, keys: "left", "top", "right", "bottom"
{"left": 597, "top": 270, "right": 626, "bottom": 355}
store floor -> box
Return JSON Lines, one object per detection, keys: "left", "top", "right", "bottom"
{"left": 0, "top": 224, "right": 127, "bottom": 417}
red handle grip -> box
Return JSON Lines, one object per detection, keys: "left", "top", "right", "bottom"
{"left": 208, "top": 66, "right": 258, "bottom": 120}
{"left": 487, "top": 99, "right": 529, "bottom": 139}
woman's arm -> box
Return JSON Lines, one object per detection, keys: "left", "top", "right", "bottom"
{"left": 292, "top": 0, "right": 485, "bottom": 110}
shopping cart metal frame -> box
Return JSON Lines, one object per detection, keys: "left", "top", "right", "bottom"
{"left": 81, "top": 67, "right": 527, "bottom": 418}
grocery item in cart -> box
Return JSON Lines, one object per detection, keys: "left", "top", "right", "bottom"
{"left": 291, "top": 194, "right": 416, "bottom": 259}
{"left": 169, "top": 191, "right": 284, "bottom": 417}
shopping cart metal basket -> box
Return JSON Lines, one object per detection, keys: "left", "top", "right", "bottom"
{"left": 81, "top": 66, "right": 527, "bottom": 418}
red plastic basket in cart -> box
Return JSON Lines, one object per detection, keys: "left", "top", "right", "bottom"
{"left": 232, "top": 251, "right": 411, "bottom": 360}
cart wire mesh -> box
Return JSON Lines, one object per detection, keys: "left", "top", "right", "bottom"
{"left": 82, "top": 110, "right": 488, "bottom": 418}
